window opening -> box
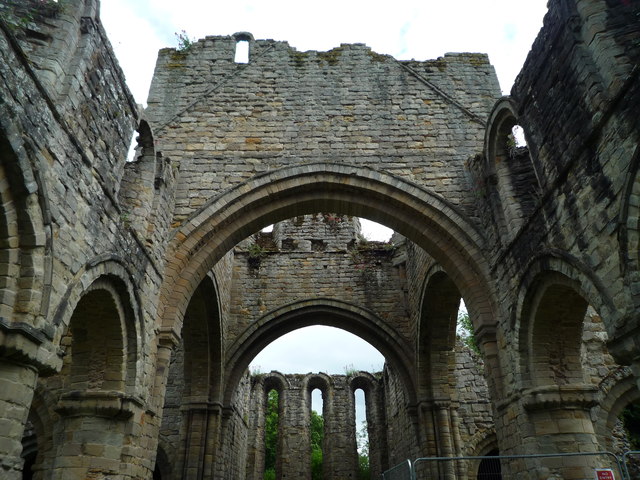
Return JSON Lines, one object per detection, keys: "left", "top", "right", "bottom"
{"left": 310, "top": 388, "right": 324, "bottom": 480}
{"left": 235, "top": 40, "right": 249, "bottom": 64}
{"left": 510, "top": 125, "right": 527, "bottom": 148}
{"left": 264, "top": 389, "right": 279, "bottom": 479}
{"left": 355, "top": 388, "right": 370, "bottom": 479}
{"left": 126, "top": 131, "right": 138, "bottom": 162}
{"left": 477, "top": 449, "right": 502, "bottom": 480}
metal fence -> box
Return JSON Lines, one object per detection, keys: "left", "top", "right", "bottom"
{"left": 383, "top": 451, "right": 631, "bottom": 480}
{"left": 622, "top": 451, "right": 640, "bottom": 480}
{"left": 381, "top": 459, "right": 414, "bottom": 480}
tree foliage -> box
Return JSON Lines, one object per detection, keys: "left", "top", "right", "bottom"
{"left": 264, "top": 390, "right": 279, "bottom": 479}
{"left": 357, "top": 421, "right": 370, "bottom": 479}
{"left": 310, "top": 409, "right": 324, "bottom": 480}
{"left": 457, "top": 312, "right": 480, "bottom": 354}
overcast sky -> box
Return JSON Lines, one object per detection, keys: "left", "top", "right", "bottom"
{"left": 99, "top": 1, "right": 547, "bottom": 388}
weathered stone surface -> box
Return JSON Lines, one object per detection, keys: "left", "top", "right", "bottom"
{"left": 0, "top": 0, "right": 639, "bottom": 478}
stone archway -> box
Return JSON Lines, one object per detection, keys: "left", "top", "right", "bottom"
{"left": 224, "top": 299, "right": 414, "bottom": 407}
{"left": 159, "top": 163, "right": 498, "bottom": 354}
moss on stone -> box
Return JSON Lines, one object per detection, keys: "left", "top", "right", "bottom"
{"left": 317, "top": 47, "right": 344, "bottom": 66}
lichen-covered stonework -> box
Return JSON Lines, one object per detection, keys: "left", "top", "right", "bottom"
{"left": 0, "top": 0, "right": 639, "bottom": 478}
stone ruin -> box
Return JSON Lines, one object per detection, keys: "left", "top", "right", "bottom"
{"left": 0, "top": 0, "right": 639, "bottom": 478}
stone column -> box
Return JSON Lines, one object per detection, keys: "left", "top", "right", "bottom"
{"left": 435, "top": 401, "right": 456, "bottom": 480}
{"left": 245, "top": 380, "right": 266, "bottom": 480}
{"left": 367, "top": 385, "right": 388, "bottom": 477}
{"left": 179, "top": 402, "right": 210, "bottom": 479}
{"left": 0, "top": 320, "right": 60, "bottom": 480}
{"left": 513, "top": 386, "right": 600, "bottom": 480}
{"left": 0, "top": 359, "right": 38, "bottom": 480}
{"left": 280, "top": 385, "right": 310, "bottom": 478}
{"left": 324, "top": 378, "right": 358, "bottom": 479}
{"left": 51, "top": 391, "right": 144, "bottom": 480}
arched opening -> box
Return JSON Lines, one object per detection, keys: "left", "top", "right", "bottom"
{"left": 484, "top": 98, "right": 540, "bottom": 241}
{"left": 158, "top": 275, "right": 222, "bottom": 479}
{"left": 235, "top": 40, "right": 249, "bottom": 63}
{"left": 159, "top": 164, "right": 496, "bottom": 346}
{"left": 417, "top": 269, "right": 462, "bottom": 400}
{"left": 0, "top": 132, "right": 48, "bottom": 327}
{"left": 153, "top": 445, "right": 171, "bottom": 480}
{"left": 309, "top": 387, "right": 324, "bottom": 480}
{"left": 477, "top": 449, "right": 501, "bottom": 480}
{"left": 263, "top": 388, "right": 280, "bottom": 480}
{"left": 20, "top": 418, "right": 37, "bottom": 480}
{"left": 156, "top": 166, "right": 498, "bottom": 477}
{"left": 64, "top": 286, "right": 127, "bottom": 392}
{"left": 515, "top": 270, "right": 605, "bottom": 477}
{"left": 525, "top": 280, "right": 588, "bottom": 388}
{"left": 354, "top": 388, "right": 370, "bottom": 480}
{"left": 233, "top": 32, "right": 252, "bottom": 64}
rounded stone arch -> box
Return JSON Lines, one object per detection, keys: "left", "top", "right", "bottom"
{"left": 262, "top": 371, "right": 290, "bottom": 400}
{"left": 50, "top": 259, "right": 144, "bottom": 396}
{"left": 593, "top": 366, "right": 640, "bottom": 451}
{"left": 348, "top": 371, "right": 379, "bottom": 395}
{"left": 468, "top": 431, "right": 499, "bottom": 458}
{"left": 618, "top": 143, "right": 640, "bottom": 280}
{"left": 416, "top": 265, "right": 462, "bottom": 399}
{"left": 484, "top": 97, "right": 540, "bottom": 241}
{"left": 514, "top": 253, "right": 615, "bottom": 392}
{"left": 159, "top": 163, "right": 497, "bottom": 358}
{"left": 0, "top": 129, "right": 51, "bottom": 328}
{"left": 180, "top": 273, "right": 223, "bottom": 403}
{"left": 223, "top": 298, "right": 415, "bottom": 406}
{"left": 303, "top": 372, "right": 334, "bottom": 396}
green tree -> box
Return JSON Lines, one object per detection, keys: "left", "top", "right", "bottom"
{"left": 457, "top": 312, "right": 480, "bottom": 354}
{"left": 310, "top": 409, "right": 324, "bottom": 480}
{"left": 356, "top": 421, "right": 370, "bottom": 480}
{"left": 264, "top": 390, "right": 279, "bottom": 479}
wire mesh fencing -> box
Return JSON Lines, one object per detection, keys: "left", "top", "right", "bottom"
{"left": 383, "top": 451, "right": 629, "bottom": 480}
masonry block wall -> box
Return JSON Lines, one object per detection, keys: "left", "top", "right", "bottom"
{"left": 144, "top": 35, "right": 501, "bottom": 224}
{"left": 1, "top": 0, "right": 639, "bottom": 478}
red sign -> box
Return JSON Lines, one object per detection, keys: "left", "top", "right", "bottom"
{"left": 595, "top": 469, "right": 615, "bottom": 480}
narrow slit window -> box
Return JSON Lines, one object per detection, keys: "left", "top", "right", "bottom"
{"left": 235, "top": 40, "right": 249, "bottom": 64}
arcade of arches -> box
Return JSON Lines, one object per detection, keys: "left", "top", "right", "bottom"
{"left": 0, "top": 0, "right": 639, "bottom": 478}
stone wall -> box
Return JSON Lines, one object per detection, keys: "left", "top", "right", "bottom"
{"left": 145, "top": 36, "right": 501, "bottom": 224}
{"left": 1, "top": 0, "right": 639, "bottom": 478}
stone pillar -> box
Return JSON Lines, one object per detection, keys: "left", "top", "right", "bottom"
{"left": 367, "top": 385, "right": 388, "bottom": 477}
{"left": 435, "top": 401, "right": 455, "bottom": 480}
{"left": 510, "top": 386, "right": 600, "bottom": 480}
{"left": 324, "top": 378, "right": 358, "bottom": 480}
{"left": 51, "top": 391, "right": 143, "bottom": 480}
{"left": 0, "top": 359, "right": 38, "bottom": 480}
{"left": 179, "top": 402, "right": 210, "bottom": 479}
{"left": 245, "top": 380, "right": 266, "bottom": 480}
{"left": 280, "top": 385, "right": 310, "bottom": 478}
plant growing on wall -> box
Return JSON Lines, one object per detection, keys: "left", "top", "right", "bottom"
{"left": 175, "top": 29, "right": 194, "bottom": 52}
{"left": 457, "top": 312, "right": 480, "bottom": 354}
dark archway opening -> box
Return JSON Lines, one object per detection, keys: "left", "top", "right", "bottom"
{"left": 477, "top": 449, "right": 501, "bottom": 480}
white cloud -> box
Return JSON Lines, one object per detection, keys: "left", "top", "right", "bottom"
{"left": 101, "top": 0, "right": 548, "bottom": 104}
{"left": 251, "top": 326, "right": 384, "bottom": 375}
